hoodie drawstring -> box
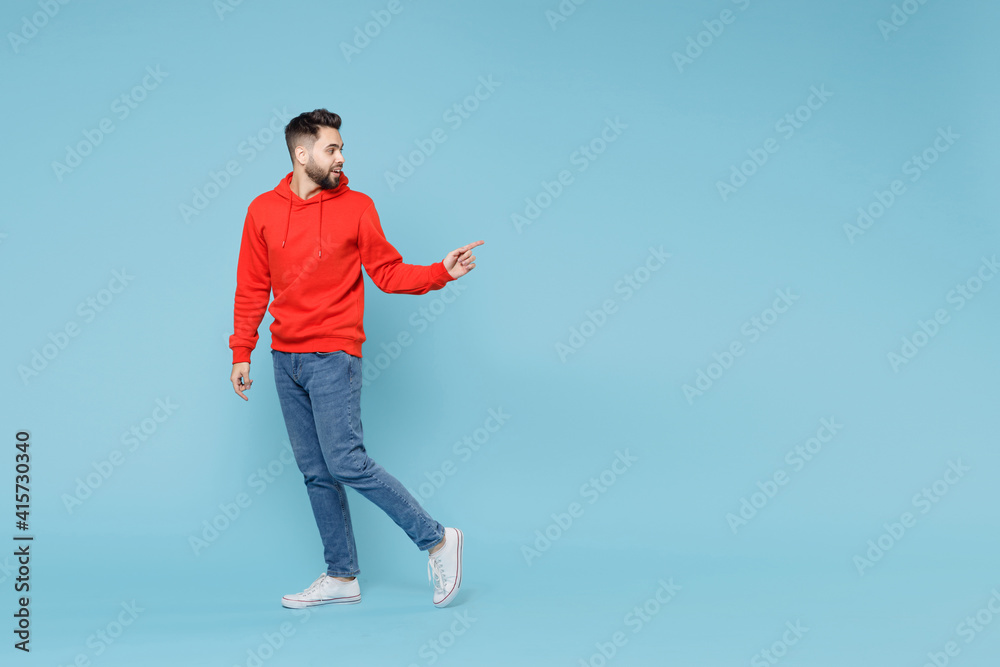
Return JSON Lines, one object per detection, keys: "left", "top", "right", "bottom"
{"left": 283, "top": 195, "right": 291, "bottom": 249}
{"left": 280, "top": 172, "right": 344, "bottom": 258}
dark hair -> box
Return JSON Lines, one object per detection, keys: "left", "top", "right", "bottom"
{"left": 285, "top": 109, "right": 342, "bottom": 163}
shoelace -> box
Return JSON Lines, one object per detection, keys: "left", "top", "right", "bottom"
{"left": 303, "top": 573, "right": 329, "bottom": 595}
{"left": 427, "top": 554, "right": 449, "bottom": 594}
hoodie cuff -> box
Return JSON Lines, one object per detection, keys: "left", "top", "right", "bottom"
{"left": 431, "top": 261, "right": 456, "bottom": 287}
{"left": 232, "top": 347, "right": 254, "bottom": 365}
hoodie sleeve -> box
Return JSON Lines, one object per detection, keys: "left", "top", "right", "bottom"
{"left": 358, "top": 202, "right": 455, "bottom": 295}
{"left": 229, "top": 209, "right": 272, "bottom": 364}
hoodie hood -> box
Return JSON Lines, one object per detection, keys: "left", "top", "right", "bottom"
{"left": 273, "top": 170, "right": 351, "bottom": 258}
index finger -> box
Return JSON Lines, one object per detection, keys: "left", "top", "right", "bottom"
{"left": 233, "top": 377, "right": 249, "bottom": 401}
{"left": 461, "top": 240, "right": 485, "bottom": 251}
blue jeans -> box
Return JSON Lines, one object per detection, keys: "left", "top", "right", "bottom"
{"left": 271, "top": 349, "right": 444, "bottom": 577}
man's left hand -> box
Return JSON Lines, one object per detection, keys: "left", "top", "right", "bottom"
{"left": 444, "top": 240, "right": 485, "bottom": 279}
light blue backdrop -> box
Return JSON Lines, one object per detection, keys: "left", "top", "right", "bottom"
{"left": 1, "top": 0, "right": 997, "bottom": 665}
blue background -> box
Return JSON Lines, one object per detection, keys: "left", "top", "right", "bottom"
{"left": 1, "top": 0, "right": 997, "bottom": 665}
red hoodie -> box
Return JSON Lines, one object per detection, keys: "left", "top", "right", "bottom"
{"left": 229, "top": 171, "right": 455, "bottom": 364}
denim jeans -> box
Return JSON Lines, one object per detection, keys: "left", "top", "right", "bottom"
{"left": 271, "top": 349, "right": 444, "bottom": 577}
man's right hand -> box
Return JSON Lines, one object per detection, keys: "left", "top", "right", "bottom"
{"left": 231, "top": 362, "right": 252, "bottom": 400}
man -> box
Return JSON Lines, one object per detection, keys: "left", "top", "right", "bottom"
{"left": 228, "top": 108, "right": 482, "bottom": 609}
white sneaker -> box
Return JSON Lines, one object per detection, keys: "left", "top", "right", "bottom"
{"left": 428, "top": 527, "right": 463, "bottom": 608}
{"left": 281, "top": 573, "right": 361, "bottom": 609}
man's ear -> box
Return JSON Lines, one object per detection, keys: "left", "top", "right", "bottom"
{"left": 294, "top": 145, "right": 308, "bottom": 166}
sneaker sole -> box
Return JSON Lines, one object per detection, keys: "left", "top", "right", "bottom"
{"left": 433, "top": 528, "right": 463, "bottom": 608}
{"left": 281, "top": 594, "right": 361, "bottom": 609}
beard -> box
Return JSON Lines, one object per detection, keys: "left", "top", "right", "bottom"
{"left": 305, "top": 156, "right": 340, "bottom": 190}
